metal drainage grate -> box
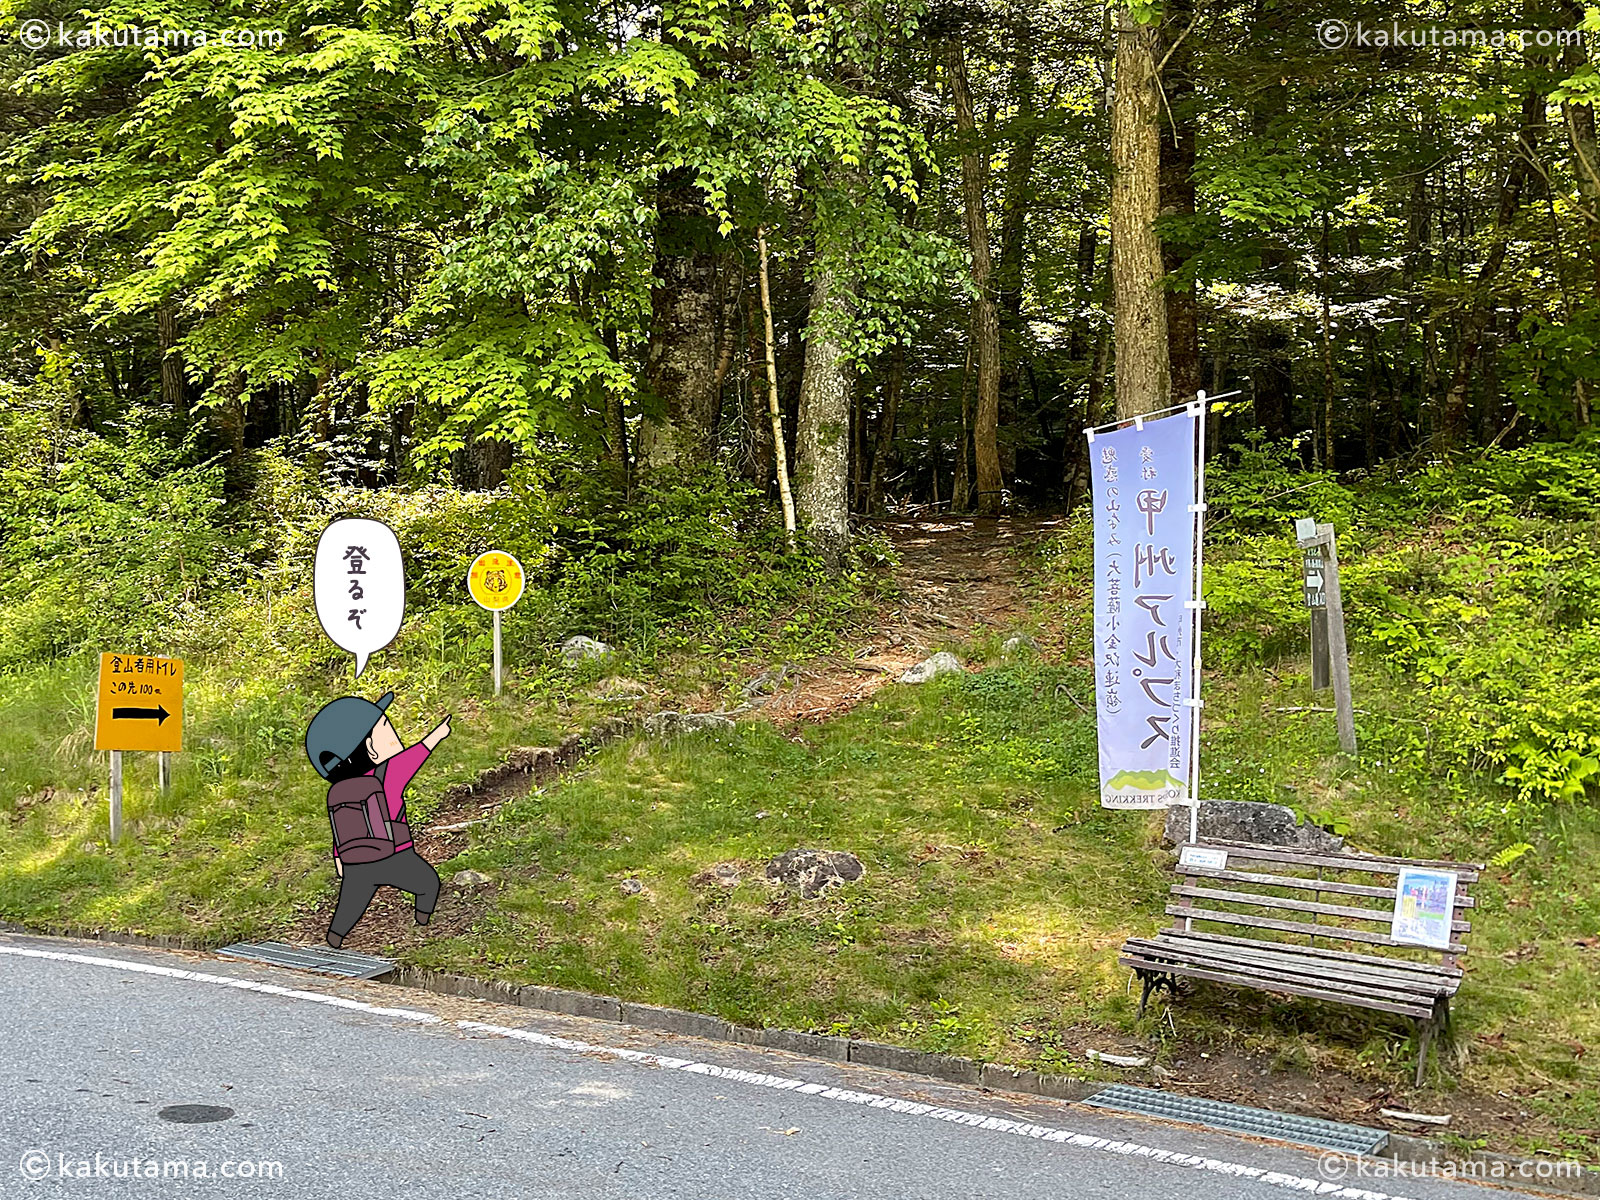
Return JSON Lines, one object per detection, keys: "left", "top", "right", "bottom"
{"left": 1081, "top": 1084, "right": 1388, "bottom": 1156}
{"left": 215, "top": 941, "right": 395, "bottom": 980}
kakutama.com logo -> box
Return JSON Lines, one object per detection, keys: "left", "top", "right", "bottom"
{"left": 15, "top": 19, "right": 288, "bottom": 49}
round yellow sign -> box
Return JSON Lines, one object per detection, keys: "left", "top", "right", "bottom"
{"left": 466, "top": 550, "right": 525, "bottom": 611}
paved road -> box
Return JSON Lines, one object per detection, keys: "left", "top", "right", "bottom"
{"left": 0, "top": 934, "right": 1556, "bottom": 1199}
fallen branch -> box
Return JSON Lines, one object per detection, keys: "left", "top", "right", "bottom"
{"left": 1380, "top": 1108, "right": 1453, "bottom": 1127}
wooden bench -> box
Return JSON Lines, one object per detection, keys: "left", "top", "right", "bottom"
{"left": 1119, "top": 839, "right": 1482, "bottom": 1085}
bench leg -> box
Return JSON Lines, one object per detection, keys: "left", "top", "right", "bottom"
{"left": 1137, "top": 971, "right": 1156, "bottom": 1017}
{"left": 1414, "top": 1017, "right": 1434, "bottom": 1087}
{"left": 1414, "top": 997, "right": 1448, "bottom": 1088}
{"left": 1135, "top": 969, "right": 1178, "bottom": 1017}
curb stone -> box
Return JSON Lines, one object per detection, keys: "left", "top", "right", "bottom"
{"left": 4, "top": 925, "right": 1597, "bottom": 1194}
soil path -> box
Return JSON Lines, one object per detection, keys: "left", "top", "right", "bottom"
{"left": 757, "top": 514, "right": 1063, "bottom": 723}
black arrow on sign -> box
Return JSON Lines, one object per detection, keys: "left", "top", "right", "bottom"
{"left": 112, "top": 705, "right": 170, "bottom": 724}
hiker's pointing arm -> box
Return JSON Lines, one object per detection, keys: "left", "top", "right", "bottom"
{"left": 422, "top": 715, "right": 451, "bottom": 751}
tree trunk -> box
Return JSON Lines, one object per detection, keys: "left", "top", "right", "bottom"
{"left": 1251, "top": 329, "right": 1294, "bottom": 441}
{"left": 1558, "top": 5, "right": 1600, "bottom": 291}
{"left": 1111, "top": 5, "right": 1169, "bottom": 418}
{"left": 157, "top": 304, "right": 185, "bottom": 412}
{"left": 212, "top": 370, "right": 249, "bottom": 496}
{"left": 600, "top": 326, "right": 629, "bottom": 485}
{"left": 638, "top": 168, "right": 723, "bottom": 471}
{"left": 758, "top": 227, "right": 797, "bottom": 546}
{"left": 452, "top": 438, "right": 512, "bottom": 490}
{"left": 949, "top": 39, "right": 1004, "bottom": 514}
{"left": 867, "top": 343, "right": 904, "bottom": 514}
{"left": 997, "top": 23, "right": 1039, "bottom": 440}
{"left": 1158, "top": 0, "right": 1200, "bottom": 407}
{"left": 1318, "top": 210, "right": 1336, "bottom": 469}
{"left": 1440, "top": 83, "right": 1540, "bottom": 451}
{"left": 795, "top": 264, "right": 853, "bottom": 562}
{"left": 953, "top": 334, "right": 972, "bottom": 510}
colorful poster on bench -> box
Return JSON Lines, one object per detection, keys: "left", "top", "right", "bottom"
{"left": 1391, "top": 868, "right": 1458, "bottom": 949}
{"left": 1087, "top": 408, "right": 1201, "bottom": 809}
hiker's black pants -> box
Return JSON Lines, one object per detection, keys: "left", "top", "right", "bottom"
{"left": 330, "top": 849, "right": 441, "bottom": 939}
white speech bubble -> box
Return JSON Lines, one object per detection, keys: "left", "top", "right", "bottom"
{"left": 314, "top": 518, "right": 405, "bottom": 678}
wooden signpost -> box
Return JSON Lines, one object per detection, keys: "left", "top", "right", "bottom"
{"left": 467, "top": 550, "right": 526, "bottom": 695}
{"left": 1295, "top": 519, "right": 1355, "bottom": 753}
{"left": 94, "top": 652, "right": 184, "bottom": 843}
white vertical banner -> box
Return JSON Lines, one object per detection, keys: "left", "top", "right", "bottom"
{"left": 1087, "top": 406, "right": 1205, "bottom": 810}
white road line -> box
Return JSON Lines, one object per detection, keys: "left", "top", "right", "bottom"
{"left": 1, "top": 943, "right": 1415, "bottom": 1200}
{"left": 0, "top": 944, "right": 441, "bottom": 1023}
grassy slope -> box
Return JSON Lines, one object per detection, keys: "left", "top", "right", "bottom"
{"left": 0, "top": 520, "right": 1596, "bottom": 1159}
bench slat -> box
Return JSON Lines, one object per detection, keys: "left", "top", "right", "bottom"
{"left": 1159, "top": 929, "right": 1464, "bottom": 978}
{"left": 1128, "top": 937, "right": 1458, "bottom": 993}
{"left": 1121, "top": 950, "right": 1441, "bottom": 1013}
{"left": 1180, "top": 841, "right": 1481, "bottom": 881}
{"left": 1125, "top": 934, "right": 1457, "bottom": 989}
{"left": 1178, "top": 865, "right": 1477, "bottom": 909}
{"left": 1123, "top": 938, "right": 1454, "bottom": 1003}
{"left": 1166, "top": 904, "right": 1469, "bottom": 954}
{"left": 1169, "top": 884, "right": 1472, "bottom": 933}
{"left": 1118, "top": 953, "right": 1436, "bottom": 1019}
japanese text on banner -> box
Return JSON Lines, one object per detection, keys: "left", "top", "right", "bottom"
{"left": 1090, "top": 412, "right": 1198, "bottom": 809}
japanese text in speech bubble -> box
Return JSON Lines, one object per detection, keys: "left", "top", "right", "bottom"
{"left": 314, "top": 518, "right": 404, "bottom": 678}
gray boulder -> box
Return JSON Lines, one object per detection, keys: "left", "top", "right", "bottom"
{"left": 1163, "top": 800, "right": 1346, "bottom": 853}
{"left": 766, "top": 848, "right": 865, "bottom": 898}
{"left": 451, "top": 869, "right": 493, "bottom": 890}
{"left": 562, "top": 635, "right": 613, "bottom": 662}
{"left": 1001, "top": 633, "right": 1040, "bottom": 656}
{"left": 899, "top": 651, "right": 964, "bottom": 684}
{"left": 642, "top": 710, "right": 735, "bottom": 739}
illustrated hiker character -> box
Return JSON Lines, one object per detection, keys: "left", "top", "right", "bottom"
{"left": 305, "top": 692, "right": 450, "bottom": 949}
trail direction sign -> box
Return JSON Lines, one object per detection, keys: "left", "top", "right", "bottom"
{"left": 95, "top": 653, "right": 183, "bottom": 753}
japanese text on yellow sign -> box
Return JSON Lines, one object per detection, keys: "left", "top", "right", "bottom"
{"left": 467, "top": 551, "right": 525, "bottom": 611}
{"left": 95, "top": 653, "right": 183, "bottom": 752}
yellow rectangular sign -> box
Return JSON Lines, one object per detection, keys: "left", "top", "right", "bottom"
{"left": 95, "top": 653, "right": 183, "bottom": 753}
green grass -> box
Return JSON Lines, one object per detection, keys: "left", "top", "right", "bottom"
{"left": 6, "top": 641, "right": 1596, "bottom": 1159}
{"left": 3, "top": 491, "right": 1599, "bottom": 1162}
{"left": 405, "top": 663, "right": 1157, "bottom": 1042}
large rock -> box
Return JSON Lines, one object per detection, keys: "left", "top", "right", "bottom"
{"left": 641, "top": 710, "right": 735, "bottom": 739}
{"left": 766, "top": 848, "right": 865, "bottom": 898}
{"left": 561, "top": 635, "right": 613, "bottom": 662}
{"left": 1163, "top": 800, "right": 1346, "bottom": 853}
{"left": 899, "top": 651, "right": 964, "bottom": 684}
{"left": 1001, "top": 633, "right": 1039, "bottom": 657}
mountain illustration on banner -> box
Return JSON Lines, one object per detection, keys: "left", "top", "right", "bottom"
{"left": 1105, "top": 768, "right": 1185, "bottom": 791}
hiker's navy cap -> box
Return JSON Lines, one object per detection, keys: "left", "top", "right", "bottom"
{"left": 305, "top": 692, "right": 394, "bottom": 779}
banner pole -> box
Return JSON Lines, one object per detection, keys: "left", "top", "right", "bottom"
{"left": 1187, "top": 392, "right": 1209, "bottom": 847}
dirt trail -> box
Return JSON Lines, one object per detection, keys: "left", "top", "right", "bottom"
{"left": 757, "top": 514, "right": 1062, "bottom": 724}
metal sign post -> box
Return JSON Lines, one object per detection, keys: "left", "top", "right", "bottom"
{"left": 1295, "top": 519, "right": 1355, "bottom": 753}
{"left": 109, "top": 750, "right": 123, "bottom": 843}
{"left": 493, "top": 609, "right": 503, "bottom": 695}
{"left": 467, "top": 550, "right": 526, "bottom": 696}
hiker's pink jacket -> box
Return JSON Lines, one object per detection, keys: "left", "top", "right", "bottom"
{"left": 375, "top": 742, "right": 430, "bottom": 850}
